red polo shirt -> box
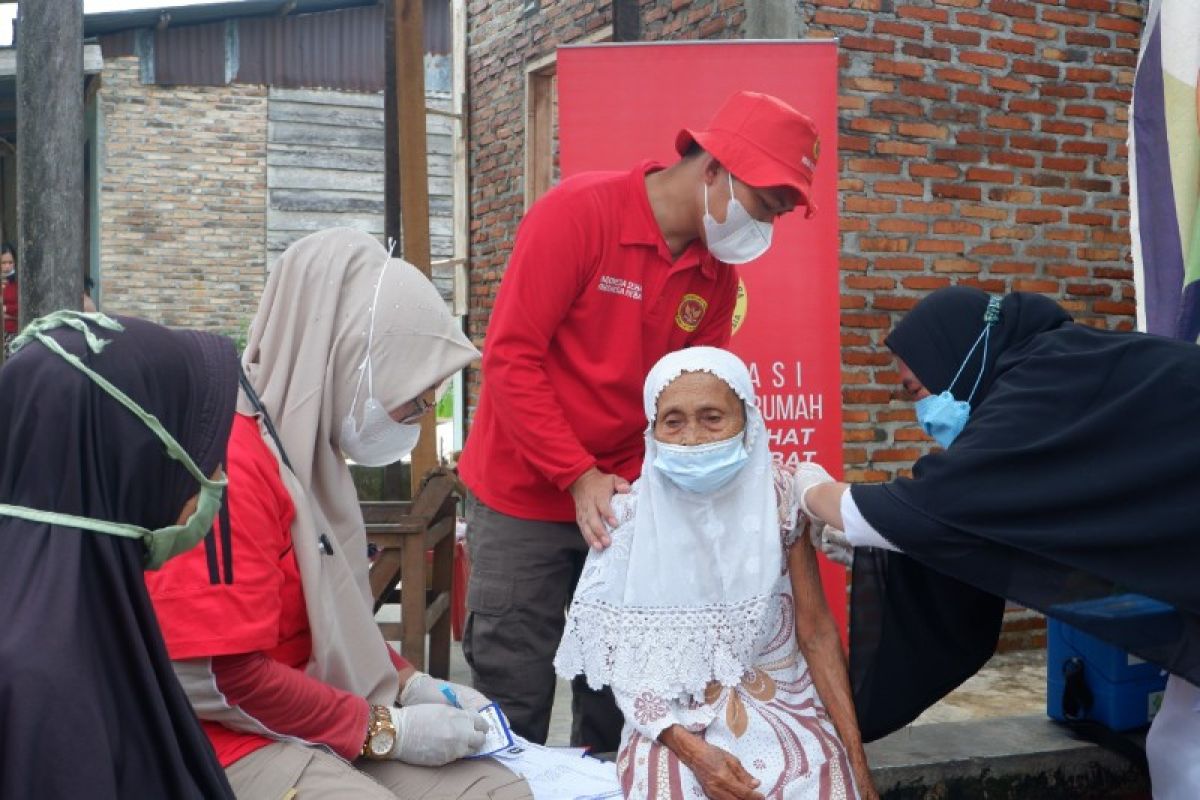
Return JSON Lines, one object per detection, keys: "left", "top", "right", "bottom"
{"left": 459, "top": 162, "right": 737, "bottom": 522}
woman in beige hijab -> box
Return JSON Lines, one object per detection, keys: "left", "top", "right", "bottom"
{"left": 145, "top": 229, "right": 531, "bottom": 799}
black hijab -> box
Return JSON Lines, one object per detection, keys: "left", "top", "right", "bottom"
{"left": 0, "top": 315, "right": 237, "bottom": 799}
{"left": 848, "top": 288, "right": 1200, "bottom": 741}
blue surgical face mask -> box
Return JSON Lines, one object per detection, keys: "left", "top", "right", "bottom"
{"left": 653, "top": 432, "right": 749, "bottom": 493}
{"left": 913, "top": 296, "right": 1001, "bottom": 449}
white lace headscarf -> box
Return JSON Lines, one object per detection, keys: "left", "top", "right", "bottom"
{"left": 555, "top": 347, "right": 783, "bottom": 701}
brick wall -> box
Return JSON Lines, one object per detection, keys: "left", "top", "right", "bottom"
{"left": 99, "top": 57, "right": 268, "bottom": 335}
{"left": 811, "top": 0, "right": 1142, "bottom": 482}
{"left": 466, "top": 0, "right": 1143, "bottom": 484}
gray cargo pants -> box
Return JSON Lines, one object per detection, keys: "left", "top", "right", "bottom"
{"left": 461, "top": 494, "right": 623, "bottom": 751}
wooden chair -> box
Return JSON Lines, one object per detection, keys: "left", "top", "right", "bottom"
{"left": 361, "top": 468, "right": 460, "bottom": 678}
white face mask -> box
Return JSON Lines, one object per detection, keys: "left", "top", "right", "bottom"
{"left": 702, "top": 172, "right": 774, "bottom": 265}
{"left": 339, "top": 259, "right": 424, "bottom": 467}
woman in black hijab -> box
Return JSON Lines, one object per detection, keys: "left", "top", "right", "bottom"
{"left": 0, "top": 313, "right": 238, "bottom": 799}
{"left": 797, "top": 287, "right": 1200, "bottom": 798}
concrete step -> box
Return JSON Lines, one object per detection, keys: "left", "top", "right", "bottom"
{"left": 867, "top": 715, "right": 1150, "bottom": 799}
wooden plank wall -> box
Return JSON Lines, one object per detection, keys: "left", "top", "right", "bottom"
{"left": 266, "top": 87, "right": 456, "bottom": 301}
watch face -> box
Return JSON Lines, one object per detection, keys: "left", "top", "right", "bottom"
{"left": 370, "top": 731, "right": 395, "bottom": 757}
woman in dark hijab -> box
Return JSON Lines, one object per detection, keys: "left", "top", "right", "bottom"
{"left": 0, "top": 312, "right": 238, "bottom": 799}
{"left": 796, "top": 287, "right": 1200, "bottom": 799}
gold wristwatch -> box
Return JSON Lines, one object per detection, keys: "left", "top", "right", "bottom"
{"left": 362, "top": 704, "right": 397, "bottom": 759}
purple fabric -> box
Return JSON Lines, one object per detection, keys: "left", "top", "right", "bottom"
{"left": 1134, "top": 19, "right": 1188, "bottom": 339}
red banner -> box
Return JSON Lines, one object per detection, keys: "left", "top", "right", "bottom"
{"left": 557, "top": 42, "right": 846, "bottom": 633}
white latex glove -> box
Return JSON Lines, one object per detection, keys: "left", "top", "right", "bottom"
{"left": 793, "top": 462, "right": 855, "bottom": 567}
{"left": 400, "top": 671, "right": 491, "bottom": 712}
{"left": 388, "top": 704, "right": 489, "bottom": 766}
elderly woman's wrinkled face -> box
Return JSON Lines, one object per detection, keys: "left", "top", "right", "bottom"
{"left": 653, "top": 371, "right": 745, "bottom": 446}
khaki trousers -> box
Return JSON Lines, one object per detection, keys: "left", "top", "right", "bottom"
{"left": 225, "top": 742, "right": 532, "bottom": 800}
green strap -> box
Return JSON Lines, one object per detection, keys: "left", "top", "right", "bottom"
{"left": 0, "top": 503, "right": 147, "bottom": 539}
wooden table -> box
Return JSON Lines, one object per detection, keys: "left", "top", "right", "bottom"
{"left": 361, "top": 469, "right": 459, "bottom": 678}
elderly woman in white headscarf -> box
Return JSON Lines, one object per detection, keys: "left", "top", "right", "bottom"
{"left": 556, "top": 347, "right": 876, "bottom": 800}
{"left": 145, "top": 229, "right": 531, "bottom": 799}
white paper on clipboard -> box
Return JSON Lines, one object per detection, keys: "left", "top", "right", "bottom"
{"left": 466, "top": 703, "right": 515, "bottom": 758}
{"left": 490, "top": 734, "right": 621, "bottom": 799}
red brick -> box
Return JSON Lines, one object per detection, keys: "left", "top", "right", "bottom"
{"left": 936, "top": 67, "right": 982, "bottom": 85}
{"left": 845, "top": 197, "right": 897, "bottom": 214}
{"left": 989, "top": 187, "right": 1036, "bottom": 203}
{"left": 878, "top": 140, "right": 928, "bottom": 156}
{"left": 849, "top": 118, "right": 893, "bottom": 134}
{"left": 933, "top": 220, "right": 983, "bottom": 235}
{"left": 1012, "top": 21, "right": 1058, "bottom": 39}
{"left": 1045, "top": 9, "right": 1090, "bottom": 26}
{"left": 956, "top": 11, "right": 1004, "bottom": 29}
{"left": 876, "top": 181, "right": 926, "bottom": 196}
{"left": 1063, "top": 140, "right": 1109, "bottom": 155}
{"left": 1095, "top": 51, "right": 1137, "bottom": 68}
{"left": 933, "top": 258, "right": 981, "bottom": 273}
{"left": 1010, "top": 135, "right": 1058, "bottom": 152}
{"left": 846, "top": 275, "right": 897, "bottom": 290}
{"left": 957, "top": 130, "right": 1006, "bottom": 147}
{"left": 910, "top": 163, "right": 960, "bottom": 179}
{"left": 813, "top": 10, "right": 870, "bottom": 27}
{"left": 990, "top": 75, "right": 1034, "bottom": 93}
{"left": 1013, "top": 279, "right": 1060, "bottom": 292}
{"left": 1042, "top": 156, "right": 1089, "bottom": 172}
{"left": 1015, "top": 209, "right": 1061, "bottom": 224}
{"left": 1068, "top": 211, "right": 1112, "bottom": 226}
{"left": 847, "top": 158, "right": 903, "bottom": 174}
{"left": 987, "top": 114, "right": 1032, "bottom": 131}
{"left": 872, "top": 447, "right": 925, "bottom": 462}
{"left": 1042, "top": 120, "right": 1087, "bottom": 135}
{"left": 933, "top": 26, "right": 982, "bottom": 45}
{"left": 1041, "top": 84, "right": 1089, "bottom": 99}
{"left": 878, "top": 218, "right": 928, "bottom": 233}
{"left": 1095, "top": 15, "right": 1142, "bottom": 34}
{"left": 992, "top": 0, "right": 1036, "bottom": 17}
{"left": 1012, "top": 60, "right": 1061, "bottom": 79}
{"left": 876, "top": 256, "right": 926, "bottom": 270}
{"left": 1066, "top": 283, "right": 1113, "bottom": 297}
{"left": 1094, "top": 300, "right": 1136, "bottom": 315}
{"left": 842, "top": 36, "right": 896, "bottom": 53}
{"left": 957, "top": 88, "right": 1003, "bottom": 108}
{"left": 958, "top": 51, "right": 1008, "bottom": 69}
{"left": 872, "top": 294, "right": 921, "bottom": 311}
{"left": 842, "top": 314, "right": 894, "bottom": 330}
{"left": 1066, "top": 30, "right": 1111, "bottom": 47}
{"left": 1065, "top": 0, "right": 1113, "bottom": 9}
{"left": 988, "top": 152, "right": 1035, "bottom": 170}
{"left": 840, "top": 134, "right": 872, "bottom": 152}
{"left": 872, "top": 98, "right": 923, "bottom": 116}
{"left": 897, "top": 122, "right": 949, "bottom": 140}
{"left": 990, "top": 37, "right": 1037, "bottom": 56}
{"left": 1009, "top": 99, "right": 1057, "bottom": 115}
{"left": 846, "top": 76, "right": 898, "bottom": 92}
{"left": 902, "top": 200, "right": 955, "bottom": 214}
{"left": 933, "top": 183, "right": 982, "bottom": 200}
{"left": 992, "top": 260, "right": 1037, "bottom": 274}
{"left": 966, "top": 166, "right": 1016, "bottom": 183}
{"left": 902, "top": 276, "right": 953, "bottom": 290}
{"left": 900, "top": 80, "right": 951, "bottom": 100}
{"left": 875, "top": 58, "right": 926, "bottom": 78}
{"left": 876, "top": 20, "right": 924, "bottom": 39}
{"left": 1066, "top": 68, "right": 1113, "bottom": 83}
{"left": 902, "top": 43, "right": 954, "bottom": 61}
{"left": 860, "top": 237, "right": 912, "bottom": 252}
{"left": 932, "top": 106, "right": 981, "bottom": 123}
{"left": 897, "top": 4, "right": 949, "bottom": 22}
{"left": 971, "top": 243, "right": 1015, "bottom": 256}
{"left": 916, "top": 238, "right": 965, "bottom": 253}
{"left": 990, "top": 226, "right": 1035, "bottom": 240}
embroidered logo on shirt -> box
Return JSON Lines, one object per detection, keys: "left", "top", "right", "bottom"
{"left": 597, "top": 275, "right": 643, "bottom": 301}
{"left": 732, "top": 279, "right": 748, "bottom": 335}
{"left": 675, "top": 293, "right": 708, "bottom": 333}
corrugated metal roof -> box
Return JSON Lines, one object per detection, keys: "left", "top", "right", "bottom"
{"left": 83, "top": 0, "right": 376, "bottom": 37}
{"left": 156, "top": 21, "right": 227, "bottom": 85}
{"left": 238, "top": 5, "right": 385, "bottom": 91}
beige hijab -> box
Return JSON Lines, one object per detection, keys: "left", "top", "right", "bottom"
{"left": 239, "top": 227, "right": 479, "bottom": 703}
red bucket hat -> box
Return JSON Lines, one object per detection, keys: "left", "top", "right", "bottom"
{"left": 675, "top": 90, "right": 820, "bottom": 218}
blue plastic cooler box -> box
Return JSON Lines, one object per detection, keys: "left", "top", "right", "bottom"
{"left": 1046, "top": 593, "right": 1171, "bottom": 731}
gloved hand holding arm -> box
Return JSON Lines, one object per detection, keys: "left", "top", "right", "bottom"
{"left": 793, "top": 462, "right": 854, "bottom": 567}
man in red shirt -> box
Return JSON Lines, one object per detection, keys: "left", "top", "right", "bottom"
{"left": 458, "top": 90, "right": 821, "bottom": 750}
